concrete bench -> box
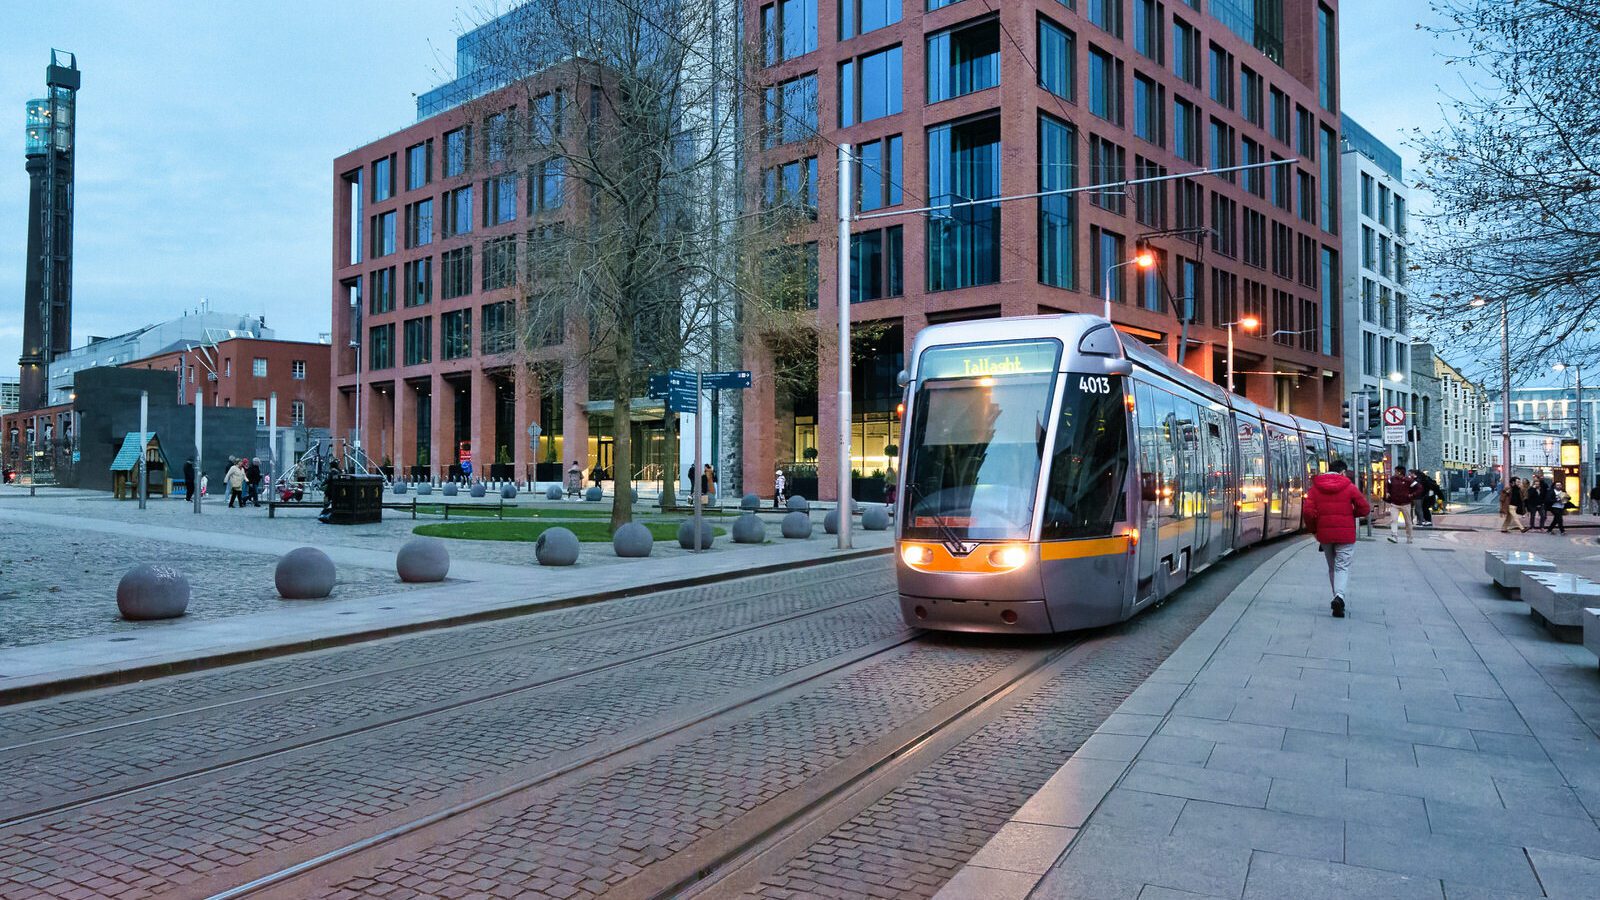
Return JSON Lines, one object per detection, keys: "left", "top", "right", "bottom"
{"left": 1522, "top": 572, "right": 1600, "bottom": 643}
{"left": 1485, "top": 550, "right": 1557, "bottom": 597}
{"left": 1584, "top": 609, "right": 1600, "bottom": 668}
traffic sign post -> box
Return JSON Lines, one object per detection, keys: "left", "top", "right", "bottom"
{"left": 1382, "top": 406, "right": 1405, "bottom": 427}
{"left": 1382, "top": 406, "right": 1406, "bottom": 465}
{"left": 649, "top": 370, "right": 752, "bottom": 549}
{"left": 1383, "top": 424, "right": 1407, "bottom": 445}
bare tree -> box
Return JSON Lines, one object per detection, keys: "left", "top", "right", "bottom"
{"left": 460, "top": 0, "right": 816, "bottom": 527}
{"left": 1413, "top": 0, "right": 1600, "bottom": 377}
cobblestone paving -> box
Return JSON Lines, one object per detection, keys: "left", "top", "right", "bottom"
{"left": 0, "top": 593, "right": 906, "bottom": 898}
{"left": 320, "top": 645, "right": 1024, "bottom": 900}
{"left": 0, "top": 559, "right": 888, "bottom": 741}
{"left": 0, "top": 522, "right": 422, "bottom": 649}
{"left": 0, "top": 570, "right": 893, "bottom": 813}
{"left": 745, "top": 573, "right": 1234, "bottom": 899}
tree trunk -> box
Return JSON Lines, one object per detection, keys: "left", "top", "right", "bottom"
{"left": 661, "top": 412, "right": 679, "bottom": 509}
{"left": 611, "top": 341, "right": 635, "bottom": 532}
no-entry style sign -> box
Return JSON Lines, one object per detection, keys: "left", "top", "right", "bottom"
{"left": 1383, "top": 406, "right": 1405, "bottom": 426}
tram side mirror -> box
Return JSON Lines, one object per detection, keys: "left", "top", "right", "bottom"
{"left": 1100, "top": 358, "right": 1134, "bottom": 376}
{"left": 896, "top": 369, "right": 911, "bottom": 388}
{"left": 1140, "top": 472, "right": 1158, "bottom": 502}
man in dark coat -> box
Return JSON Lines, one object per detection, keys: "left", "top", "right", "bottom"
{"left": 246, "top": 457, "right": 263, "bottom": 507}
{"left": 1385, "top": 466, "right": 1419, "bottom": 544}
{"left": 1413, "top": 470, "right": 1443, "bottom": 526}
{"left": 183, "top": 458, "right": 196, "bottom": 501}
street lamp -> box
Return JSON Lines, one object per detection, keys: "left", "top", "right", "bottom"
{"left": 1470, "top": 295, "right": 1512, "bottom": 486}
{"left": 1553, "top": 361, "right": 1584, "bottom": 501}
{"left": 1103, "top": 250, "right": 1156, "bottom": 321}
{"left": 1221, "top": 316, "right": 1261, "bottom": 393}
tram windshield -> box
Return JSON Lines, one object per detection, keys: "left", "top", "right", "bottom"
{"left": 902, "top": 340, "right": 1060, "bottom": 541}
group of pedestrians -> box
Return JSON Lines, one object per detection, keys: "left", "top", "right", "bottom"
{"left": 223, "top": 456, "right": 263, "bottom": 508}
{"left": 1500, "top": 475, "right": 1571, "bottom": 534}
{"left": 1380, "top": 465, "right": 1444, "bottom": 543}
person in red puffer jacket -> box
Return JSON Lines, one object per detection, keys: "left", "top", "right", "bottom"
{"left": 1303, "top": 459, "right": 1372, "bottom": 618}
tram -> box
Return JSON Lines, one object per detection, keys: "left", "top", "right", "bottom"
{"left": 893, "top": 313, "right": 1384, "bottom": 634}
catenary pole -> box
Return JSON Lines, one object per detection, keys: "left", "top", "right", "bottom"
{"left": 269, "top": 392, "right": 278, "bottom": 484}
{"left": 138, "top": 390, "right": 148, "bottom": 510}
{"left": 194, "top": 389, "right": 203, "bottom": 514}
{"left": 693, "top": 370, "right": 704, "bottom": 552}
{"left": 837, "top": 144, "right": 853, "bottom": 550}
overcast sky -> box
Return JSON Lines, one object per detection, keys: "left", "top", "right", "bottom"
{"left": 2, "top": 0, "right": 1460, "bottom": 372}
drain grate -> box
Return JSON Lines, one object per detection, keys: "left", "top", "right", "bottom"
{"left": 107, "top": 636, "right": 137, "bottom": 642}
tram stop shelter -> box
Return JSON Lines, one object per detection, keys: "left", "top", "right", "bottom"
{"left": 109, "top": 431, "right": 173, "bottom": 499}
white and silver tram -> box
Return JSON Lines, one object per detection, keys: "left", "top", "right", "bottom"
{"left": 893, "top": 314, "right": 1383, "bottom": 634}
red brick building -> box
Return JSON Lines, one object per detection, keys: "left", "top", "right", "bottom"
{"left": 741, "top": 0, "right": 1345, "bottom": 497}
{"left": 129, "top": 337, "right": 331, "bottom": 429}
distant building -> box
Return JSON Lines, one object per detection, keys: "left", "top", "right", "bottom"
{"left": 1490, "top": 423, "right": 1571, "bottom": 477}
{"left": 19, "top": 50, "right": 80, "bottom": 412}
{"left": 1409, "top": 342, "right": 1492, "bottom": 488}
{"left": 1339, "top": 115, "right": 1414, "bottom": 426}
{"left": 0, "top": 375, "right": 18, "bottom": 415}
{"left": 47, "top": 306, "right": 275, "bottom": 406}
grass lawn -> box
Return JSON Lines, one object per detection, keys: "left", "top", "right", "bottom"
{"left": 413, "top": 520, "right": 727, "bottom": 543}
{"left": 412, "top": 503, "right": 741, "bottom": 520}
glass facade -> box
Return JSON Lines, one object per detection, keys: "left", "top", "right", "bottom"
{"left": 840, "top": 0, "right": 899, "bottom": 40}
{"left": 765, "top": 75, "right": 819, "bottom": 147}
{"left": 406, "top": 142, "right": 431, "bottom": 190}
{"left": 442, "top": 309, "right": 472, "bottom": 360}
{"left": 763, "top": 0, "right": 819, "bottom": 64}
{"left": 840, "top": 45, "right": 903, "bottom": 126}
{"left": 445, "top": 128, "right": 468, "bottom": 177}
{"left": 857, "top": 138, "right": 901, "bottom": 211}
{"left": 1209, "top": 0, "right": 1284, "bottom": 64}
{"left": 927, "top": 115, "right": 1001, "bottom": 292}
{"left": 1039, "top": 113, "right": 1076, "bottom": 290}
{"left": 927, "top": 20, "right": 999, "bottom": 103}
{"left": 369, "top": 324, "right": 394, "bottom": 370}
{"left": 849, "top": 226, "right": 904, "bottom": 302}
{"left": 1134, "top": 75, "right": 1162, "bottom": 145}
{"left": 481, "top": 301, "right": 515, "bottom": 354}
{"left": 404, "top": 316, "right": 432, "bottom": 366}
{"left": 1039, "top": 17, "right": 1075, "bottom": 100}
{"left": 1317, "top": 3, "right": 1335, "bottom": 110}
{"left": 1088, "top": 47, "right": 1122, "bottom": 123}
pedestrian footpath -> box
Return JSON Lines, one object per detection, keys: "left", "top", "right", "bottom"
{"left": 940, "top": 529, "right": 1600, "bottom": 899}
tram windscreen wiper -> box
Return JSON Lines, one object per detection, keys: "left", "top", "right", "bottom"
{"left": 906, "top": 481, "right": 967, "bottom": 550}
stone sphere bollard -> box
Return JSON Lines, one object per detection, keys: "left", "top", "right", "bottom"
{"left": 470, "top": 482, "right": 486, "bottom": 498}
{"left": 545, "top": 484, "right": 563, "bottom": 500}
{"left": 677, "top": 519, "right": 716, "bottom": 549}
{"left": 862, "top": 505, "right": 890, "bottom": 531}
{"left": 393, "top": 481, "right": 408, "bottom": 495}
{"left": 117, "top": 564, "right": 191, "bottom": 620}
{"left": 585, "top": 485, "right": 603, "bottom": 502}
{"left": 732, "top": 513, "right": 766, "bottom": 544}
{"left": 501, "top": 483, "right": 518, "bottom": 500}
{"left": 536, "top": 526, "right": 581, "bottom": 566}
{"left": 612, "top": 522, "right": 654, "bottom": 557}
{"left": 781, "top": 511, "right": 813, "bottom": 539}
{"left": 824, "top": 508, "right": 840, "bottom": 535}
{"left": 275, "top": 546, "right": 335, "bottom": 600}
{"left": 787, "top": 495, "right": 810, "bottom": 512}
{"left": 416, "top": 482, "right": 433, "bottom": 496}
{"left": 442, "top": 482, "right": 459, "bottom": 497}
{"left": 396, "top": 537, "right": 450, "bottom": 583}
{"left": 741, "top": 493, "right": 761, "bottom": 510}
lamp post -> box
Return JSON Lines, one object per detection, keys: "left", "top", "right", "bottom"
{"left": 1221, "top": 316, "right": 1261, "bottom": 394}
{"left": 1470, "top": 295, "right": 1512, "bottom": 487}
{"left": 1103, "top": 251, "right": 1156, "bottom": 321}
{"left": 1553, "top": 361, "right": 1583, "bottom": 503}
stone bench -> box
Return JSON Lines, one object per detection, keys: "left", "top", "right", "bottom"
{"left": 1522, "top": 571, "right": 1600, "bottom": 643}
{"left": 1485, "top": 550, "right": 1557, "bottom": 597}
{"left": 1585, "top": 608, "right": 1600, "bottom": 669}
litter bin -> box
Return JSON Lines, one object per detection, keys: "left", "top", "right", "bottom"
{"left": 323, "top": 474, "right": 384, "bottom": 524}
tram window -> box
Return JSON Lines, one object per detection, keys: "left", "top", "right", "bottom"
{"left": 1156, "top": 390, "right": 1180, "bottom": 520}
{"left": 1041, "top": 375, "right": 1128, "bottom": 540}
{"left": 1135, "top": 382, "right": 1161, "bottom": 508}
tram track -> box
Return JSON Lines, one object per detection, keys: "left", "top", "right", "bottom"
{"left": 0, "top": 577, "right": 900, "bottom": 831}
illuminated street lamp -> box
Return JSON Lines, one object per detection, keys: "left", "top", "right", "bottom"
{"left": 1103, "top": 251, "right": 1156, "bottom": 321}
{"left": 1222, "top": 315, "right": 1261, "bottom": 394}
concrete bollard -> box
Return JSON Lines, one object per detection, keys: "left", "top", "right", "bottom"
{"left": 787, "top": 495, "right": 810, "bottom": 512}
{"left": 677, "top": 519, "right": 716, "bottom": 549}
{"left": 781, "top": 511, "right": 813, "bottom": 539}
{"left": 116, "top": 564, "right": 191, "bottom": 620}
{"left": 732, "top": 513, "right": 766, "bottom": 544}
{"left": 396, "top": 537, "right": 450, "bottom": 582}
{"left": 275, "top": 546, "right": 336, "bottom": 600}
{"left": 536, "top": 527, "right": 580, "bottom": 565}
{"left": 613, "top": 522, "right": 654, "bottom": 557}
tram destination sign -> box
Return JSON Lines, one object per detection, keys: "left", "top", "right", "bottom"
{"left": 920, "top": 340, "right": 1061, "bottom": 380}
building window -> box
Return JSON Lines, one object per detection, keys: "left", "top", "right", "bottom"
{"left": 252, "top": 358, "right": 267, "bottom": 378}
{"left": 442, "top": 247, "right": 473, "bottom": 300}
{"left": 1175, "top": 177, "right": 1203, "bottom": 233}
{"left": 1038, "top": 17, "right": 1075, "bottom": 101}
{"left": 1039, "top": 113, "right": 1076, "bottom": 290}
{"left": 1317, "top": 4, "right": 1336, "bottom": 111}
{"left": 290, "top": 400, "right": 306, "bottom": 426}
{"left": 487, "top": 174, "right": 517, "bottom": 225}
{"left": 927, "top": 114, "right": 1001, "bottom": 292}
{"left": 1296, "top": 105, "right": 1316, "bottom": 158}
{"left": 1319, "top": 124, "right": 1339, "bottom": 233}
{"left": 839, "top": 45, "right": 903, "bottom": 127}
{"left": 482, "top": 237, "right": 518, "bottom": 291}
{"left": 405, "top": 199, "right": 434, "bottom": 248}
{"left": 1178, "top": 256, "right": 1204, "bottom": 323}
{"left": 444, "top": 127, "right": 469, "bottom": 177}
{"left": 1134, "top": 74, "right": 1164, "bottom": 146}
{"left": 1134, "top": 156, "right": 1167, "bottom": 228}
{"left": 1138, "top": 249, "right": 1167, "bottom": 312}
{"left": 369, "top": 323, "right": 394, "bottom": 370}
{"left": 481, "top": 301, "right": 516, "bottom": 354}
{"left": 764, "top": 74, "right": 819, "bottom": 147}
{"left": 370, "top": 266, "right": 396, "bottom": 314}
{"left": 1297, "top": 169, "right": 1316, "bottom": 224}
{"left": 1210, "top": 192, "right": 1237, "bottom": 257}
{"left": 370, "top": 210, "right": 396, "bottom": 258}
{"left": 1270, "top": 153, "right": 1291, "bottom": 210}
{"left": 1269, "top": 87, "right": 1289, "bottom": 143}
{"left": 406, "top": 141, "right": 431, "bottom": 191}
{"left": 1209, "top": 44, "right": 1234, "bottom": 108}
{"left": 840, "top": 0, "right": 900, "bottom": 40}
{"left": 1133, "top": 0, "right": 1164, "bottom": 63}
{"left": 224, "top": 359, "right": 232, "bottom": 377}
{"left": 445, "top": 186, "right": 473, "bottom": 236}
{"left": 1088, "top": 0, "right": 1123, "bottom": 36}
{"left": 372, "top": 155, "right": 394, "bottom": 203}
{"left": 403, "top": 317, "right": 432, "bottom": 367}
{"left": 1240, "top": 66, "right": 1263, "bottom": 126}
{"left": 405, "top": 257, "right": 433, "bottom": 307}
{"left": 857, "top": 139, "right": 900, "bottom": 211}
{"left": 1209, "top": 118, "right": 1235, "bottom": 180}
{"left": 1088, "top": 135, "right": 1126, "bottom": 213}
{"left": 765, "top": 156, "right": 820, "bottom": 214}
{"left": 1242, "top": 209, "right": 1266, "bottom": 268}
{"left": 1320, "top": 246, "right": 1339, "bottom": 354}
{"left": 1174, "top": 98, "right": 1200, "bottom": 163}
{"left": 1087, "top": 46, "right": 1123, "bottom": 124}
{"left": 485, "top": 112, "right": 512, "bottom": 164}
{"left": 529, "top": 158, "right": 565, "bottom": 210}
{"left": 1360, "top": 172, "right": 1374, "bottom": 217}
{"left": 1091, "top": 226, "right": 1127, "bottom": 304}
{"left": 253, "top": 399, "right": 268, "bottom": 426}
{"left": 850, "top": 225, "right": 904, "bottom": 302}
{"left": 1241, "top": 138, "right": 1264, "bottom": 196}
{"left": 1172, "top": 18, "right": 1199, "bottom": 86}
{"left": 761, "top": 0, "right": 819, "bottom": 64}
{"left": 442, "top": 309, "right": 472, "bottom": 360}
{"left": 291, "top": 360, "right": 306, "bottom": 380}
{"left": 533, "top": 91, "right": 563, "bottom": 143}
{"left": 927, "top": 19, "right": 998, "bottom": 104}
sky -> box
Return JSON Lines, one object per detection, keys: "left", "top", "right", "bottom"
{"left": 1, "top": 0, "right": 1462, "bottom": 374}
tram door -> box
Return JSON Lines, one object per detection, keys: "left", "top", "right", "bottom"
{"left": 1133, "top": 381, "right": 1160, "bottom": 602}
{"left": 1203, "top": 409, "right": 1233, "bottom": 561}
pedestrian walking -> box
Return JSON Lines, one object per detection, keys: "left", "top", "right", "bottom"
{"left": 1304, "top": 459, "right": 1371, "bottom": 618}
{"left": 1528, "top": 477, "right": 1552, "bottom": 531}
{"left": 566, "top": 460, "right": 582, "bottom": 498}
{"left": 706, "top": 464, "right": 718, "bottom": 504}
{"left": 1500, "top": 477, "right": 1523, "bottom": 533}
{"left": 246, "top": 457, "right": 263, "bottom": 507}
{"left": 1590, "top": 483, "right": 1600, "bottom": 516}
{"left": 699, "top": 464, "right": 712, "bottom": 503}
{"left": 1385, "top": 465, "right": 1419, "bottom": 544}
{"left": 1548, "top": 484, "right": 1569, "bottom": 534}
{"left": 1413, "top": 470, "right": 1442, "bottom": 526}
{"left": 183, "top": 458, "right": 196, "bottom": 501}
{"left": 774, "top": 468, "right": 787, "bottom": 509}
{"left": 224, "top": 460, "right": 247, "bottom": 509}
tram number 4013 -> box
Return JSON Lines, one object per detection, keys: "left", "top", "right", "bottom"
{"left": 1078, "top": 376, "right": 1113, "bottom": 394}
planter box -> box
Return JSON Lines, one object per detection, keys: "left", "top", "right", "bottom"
{"left": 852, "top": 477, "right": 887, "bottom": 503}
{"left": 490, "top": 463, "right": 514, "bottom": 480}
{"left": 408, "top": 465, "right": 428, "bottom": 482}
{"left": 535, "top": 462, "right": 564, "bottom": 482}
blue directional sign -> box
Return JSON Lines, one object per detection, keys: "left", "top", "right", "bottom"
{"left": 701, "top": 370, "right": 752, "bottom": 390}
{"left": 667, "top": 385, "right": 699, "bottom": 414}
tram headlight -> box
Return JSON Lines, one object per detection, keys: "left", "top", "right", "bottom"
{"left": 901, "top": 544, "right": 934, "bottom": 567}
{"left": 987, "top": 544, "right": 1029, "bottom": 571}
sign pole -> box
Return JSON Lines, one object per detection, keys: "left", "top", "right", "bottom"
{"left": 837, "top": 144, "right": 854, "bottom": 550}
{"left": 693, "top": 370, "right": 703, "bottom": 552}
{"left": 138, "top": 390, "right": 148, "bottom": 510}
{"left": 194, "top": 389, "right": 203, "bottom": 514}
